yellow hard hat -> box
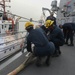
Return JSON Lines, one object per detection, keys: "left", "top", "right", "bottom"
{"left": 45, "top": 20, "right": 54, "bottom": 28}
{"left": 25, "top": 22, "right": 34, "bottom": 28}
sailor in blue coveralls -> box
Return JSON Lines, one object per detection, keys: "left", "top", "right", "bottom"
{"left": 25, "top": 22, "right": 55, "bottom": 66}
{"left": 46, "top": 12, "right": 56, "bottom": 25}
{"left": 59, "top": 23, "right": 75, "bottom": 46}
{"left": 45, "top": 20, "right": 65, "bottom": 57}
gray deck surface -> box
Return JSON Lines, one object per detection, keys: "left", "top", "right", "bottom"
{"left": 0, "top": 42, "right": 75, "bottom": 75}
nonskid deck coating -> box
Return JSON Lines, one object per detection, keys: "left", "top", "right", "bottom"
{"left": 0, "top": 41, "right": 75, "bottom": 75}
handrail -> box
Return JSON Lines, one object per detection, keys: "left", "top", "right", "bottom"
{"left": 0, "top": 43, "right": 21, "bottom": 52}
{"left": 0, "top": 31, "right": 27, "bottom": 35}
{"left": 0, "top": 36, "right": 25, "bottom": 45}
{"left": 0, "top": 10, "right": 39, "bottom": 23}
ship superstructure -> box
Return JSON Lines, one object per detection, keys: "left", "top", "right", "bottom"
{"left": 50, "top": 0, "right": 75, "bottom": 25}
{"left": 41, "top": 0, "right": 75, "bottom": 26}
{"left": 56, "top": 0, "right": 75, "bottom": 25}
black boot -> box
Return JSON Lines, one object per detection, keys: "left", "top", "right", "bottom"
{"left": 65, "top": 42, "right": 68, "bottom": 45}
{"left": 52, "top": 50, "right": 59, "bottom": 57}
{"left": 36, "top": 57, "right": 42, "bottom": 67}
{"left": 68, "top": 43, "right": 74, "bottom": 46}
{"left": 45, "top": 55, "right": 51, "bottom": 66}
{"left": 58, "top": 49, "right": 61, "bottom": 55}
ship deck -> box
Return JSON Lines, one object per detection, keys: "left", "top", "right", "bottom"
{"left": 0, "top": 39, "right": 75, "bottom": 75}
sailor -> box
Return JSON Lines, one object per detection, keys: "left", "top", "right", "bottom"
{"left": 46, "top": 12, "right": 56, "bottom": 25}
{"left": 25, "top": 22, "right": 55, "bottom": 66}
{"left": 45, "top": 20, "right": 65, "bottom": 57}
{"left": 59, "top": 23, "right": 75, "bottom": 46}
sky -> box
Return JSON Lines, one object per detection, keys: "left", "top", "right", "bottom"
{"left": 4, "top": 0, "right": 60, "bottom": 31}
{"left": 9, "top": 0, "right": 60, "bottom": 21}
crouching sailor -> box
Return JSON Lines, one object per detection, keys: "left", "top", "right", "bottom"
{"left": 24, "top": 22, "right": 55, "bottom": 66}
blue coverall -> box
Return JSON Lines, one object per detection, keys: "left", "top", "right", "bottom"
{"left": 48, "top": 26, "right": 65, "bottom": 54}
{"left": 27, "top": 28, "right": 55, "bottom": 56}
{"left": 62, "top": 23, "right": 74, "bottom": 45}
{"left": 46, "top": 16, "right": 56, "bottom": 25}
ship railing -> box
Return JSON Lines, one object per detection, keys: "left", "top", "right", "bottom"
{"left": 0, "top": 30, "right": 28, "bottom": 52}
{"left": 0, "top": 37, "right": 27, "bottom": 59}
{"left": 0, "top": 42, "right": 27, "bottom": 61}
{"left": 0, "top": 35, "right": 27, "bottom": 46}
{"left": 0, "top": 43, "right": 22, "bottom": 52}
{"left": 0, "top": 36, "right": 25, "bottom": 45}
{"left": 0, "top": 30, "right": 27, "bottom": 36}
{"left": 0, "top": 10, "right": 39, "bottom": 23}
